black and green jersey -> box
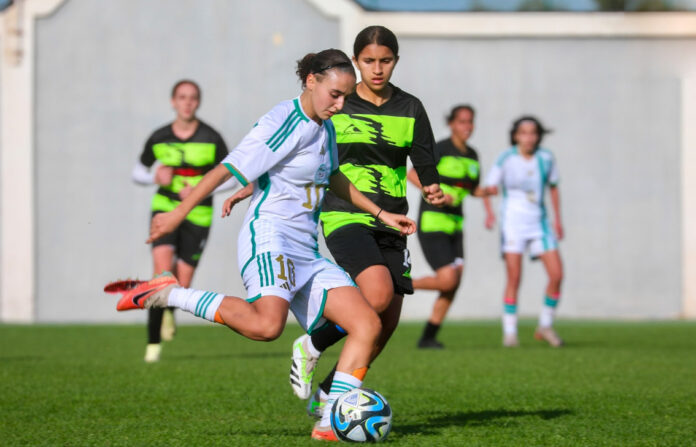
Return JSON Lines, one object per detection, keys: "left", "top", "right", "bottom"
{"left": 140, "top": 121, "right": 228, "bottom": 227}
{"left": 419, "top": 138, "right": 480, "bottom": 235}
{"left": 321, "top": 85, "right": 439, "bottom": 237}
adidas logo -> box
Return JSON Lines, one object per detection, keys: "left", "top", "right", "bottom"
{"left": 280, "top": 282, "right": 291, "bottom": 291}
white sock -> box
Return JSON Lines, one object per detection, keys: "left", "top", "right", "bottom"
{"left": 539, "top": 305, "right": 555, "bottom": 328}
{"left": 320, "top": 371, "right": 362, "bottom": 427}
{"left": 318, "top": 388, "right": 329, "bottom": 401}
{"left": 168, "top": 287, "right": 224, "bottom": 322}
{"left": 503, "top": 313, "right": 518, "bottom": 336}
{"left": 305, "top": 336, "right": 321, "bottom": 358}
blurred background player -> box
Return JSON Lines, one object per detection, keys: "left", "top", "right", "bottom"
{"left": 289, "top": 25, "right": 445, "bottom": 414}
{"left": 113, "top": 48, "right": 416, "bottom": 441}
{"left": 407, "top": 104, "right": 495, "bottom": 349}
{"left": 484, "top": 116, "right": 564, "bottom": 347}
{"left": 131, "top": 80, "right": 229, "bottom": 362}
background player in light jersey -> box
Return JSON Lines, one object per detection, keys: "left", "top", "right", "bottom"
{"left": 407, "top": 105, "right": 496, "bottom": 349}
{"left": 287, "top": 26, "right": 446, "bottom": 415}
{"left": 484, "top": 116, "right": 564, "bottom": 348}
{"left": 109, "top": 49, "right": 415, "bottom": 441}
{"left": 131, "top": 80, "right": 229, "bottom": 362}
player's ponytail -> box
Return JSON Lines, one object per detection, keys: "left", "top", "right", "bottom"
{"left": 296, "top": 49, "right": 355, "bottom": 87}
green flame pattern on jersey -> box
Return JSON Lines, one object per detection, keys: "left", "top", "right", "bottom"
{"left": 419, "top": 139, "right": 481, "bottom": 235}
{"left": 321, "top": 85, "right": 439, "bottom": 237}
{"left": 140, "top": 121, "right": 228, "bottom": 227}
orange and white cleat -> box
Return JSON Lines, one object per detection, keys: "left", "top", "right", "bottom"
{"left": 108, "top": 272, "right": 179, "bottom": 311}
{"left": 311, "top": 424, "right": 338, "bottom": 442}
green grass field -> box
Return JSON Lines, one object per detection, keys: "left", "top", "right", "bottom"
{"left": 1, "top": 321, "right": 695, "bottom": 446}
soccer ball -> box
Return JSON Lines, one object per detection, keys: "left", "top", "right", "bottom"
{"left": 330, "top": 388, "right": 392, "bottom": 442}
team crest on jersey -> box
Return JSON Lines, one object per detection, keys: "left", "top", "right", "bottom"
{"left": 315, "top": 164, "right": 330, "bottom": 185}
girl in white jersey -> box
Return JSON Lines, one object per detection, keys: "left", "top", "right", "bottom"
{"left": 107, "top": 49, "right": 414, "bottom": 441}
{"left": 484, "top": 116, "right": 564, "bottom": 348}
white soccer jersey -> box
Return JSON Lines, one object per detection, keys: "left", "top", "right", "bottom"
{"left": 485, "top": 146, "right": 559, "bottom": 239}
{"left": 221, "top": 98, "right": 339, "bottom": 274}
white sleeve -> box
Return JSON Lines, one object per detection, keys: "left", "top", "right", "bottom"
{"left": 548, "top": 154, "right": 560, "bottom": 186}
{"left": 131, "top": 161, "right": 156, "bottom": 185}
{"left": 221, "top": 103, "right": 304, "bottom": 186}
{"left": 484, "top": 163, "right": 502, "bottom": 187}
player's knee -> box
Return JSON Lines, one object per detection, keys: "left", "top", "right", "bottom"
{"left": 439, "top": 269, "right": 461, "bottom": 293}
{"left": 361, "top": 311, "right": 382, "bottom": 342}
{"left": 256, "top": 318, "right": 285, "bottom": 341}
{"left": 366, "top": 287, "right": 394, "bottom": 314}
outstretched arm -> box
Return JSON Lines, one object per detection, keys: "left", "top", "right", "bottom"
{"left": 550, "top": 185, "right": 563, "bottom": 240}
{"left": 148, "top": 164, "right": 233, "bottom": 243}
{"left": 329, "top": 171, "right": 416, "bottom": 236}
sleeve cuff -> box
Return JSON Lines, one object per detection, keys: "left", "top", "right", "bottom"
{"left": 224, "top": 163, "right": 249, "bottom": 187}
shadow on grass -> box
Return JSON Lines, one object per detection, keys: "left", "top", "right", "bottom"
{"left": 166, "top": 351, "right": 290, "bottom": 361}
{"left": 397, "top": 408, "right": 573, "bottom": 436}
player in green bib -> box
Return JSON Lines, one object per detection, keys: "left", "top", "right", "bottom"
{"left": 131, "top": 80, "right": 229, "bottom": 362}
{"left": 288, "top": 26, "right": 446, "bottom": 413}
{"left": 408, "top": 105, "right": 495, "bottom": 349}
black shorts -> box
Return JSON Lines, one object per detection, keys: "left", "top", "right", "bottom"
{"left": 325, "top": 224, "right": 413, "bottom": 295}
{"left": 417, "top": 230, "right": 464, "bottom": 271}
{"left": 150, "top": 211, "right": 210, "bottom": 267}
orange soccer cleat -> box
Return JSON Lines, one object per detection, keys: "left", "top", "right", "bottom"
{"left": 107, "top": 272, "right": 179, "bottom": 311}
{"left": 311, "top": 425, "right": 338, "bottom": 442}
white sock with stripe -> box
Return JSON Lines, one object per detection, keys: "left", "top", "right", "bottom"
{"left": 320, "top": 371, "right": 362, "bottom": 428}
{"left": 167, "top": 288, "right": 224, "bottom": 322}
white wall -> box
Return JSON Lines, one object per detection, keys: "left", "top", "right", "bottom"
{"left": 24, "top": 0, "right": 696, "bottom": 321}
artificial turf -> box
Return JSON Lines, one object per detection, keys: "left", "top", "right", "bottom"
{"left": 1, "top": 320, "right": 694, "bottom": 446}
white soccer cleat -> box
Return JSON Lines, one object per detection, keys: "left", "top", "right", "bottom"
{"left": 144, "top": 343, "right": 162, "bottom": 363}
{"left": 290, "top": 334, "right": 320, "bottom": 399}
{"left": 503, "top": 333, "right": 519, "bottom": 347}
{"left": 534, "top": 326, "right": 564, "bottom": 347}
{"left": 306, "top": 388, "right": 327, "bottom": 419}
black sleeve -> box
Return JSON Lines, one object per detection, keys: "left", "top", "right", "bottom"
{"left": 214, "top": 132, "right": 229, "bottom": 164}
{"left": 139, "top": 134, "right": 156, "bottom": 167}
{"left": 470, "top": 147, "right": 481, "bottom": 188}
{"left": 410, "top": 101, "right": 440, "bottom": 187}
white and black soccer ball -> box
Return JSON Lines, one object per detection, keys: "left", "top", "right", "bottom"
{"left": 330, "top": 388, "right": 392, "bottom": 442}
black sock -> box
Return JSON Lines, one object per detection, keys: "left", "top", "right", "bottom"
{"left": 421, "top": 321, "right": 441, "bottom": 340}
{"left": 147, "top": 308, "right": 164, "bottom": 344}
{"left": 311, "top": 324, "right": 347, "bottom": 352}
{"left": 319, "top": 364, "right": 337, "bottom": 394}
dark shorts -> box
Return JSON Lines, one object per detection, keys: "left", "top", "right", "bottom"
{"left": 150, "top": 211, "right": 210, "bottom": 267}
{"left": 325, "top": 224, "right": 413, "bottom": 295}
{"left": 417, "top": 230, "right": 464, "bottom": 271}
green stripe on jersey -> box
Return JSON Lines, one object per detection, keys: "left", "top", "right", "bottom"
{"left": 420, "top": 211, "right": 463, "bottom": 235}
{"left": 241, "top": 174, "right": 271, "bottom": 277}
{"left": 320, "top": 211, "right": 375, "bottom": 237}
{"left": 340, "top": 163, "right": 406, "bottom": 198}
{"left": 331, "top": 114, "right": 415, "bottom": 148}
{"left": 151, "top": 193, "right": 213, "bottom": 227}
{"left": 152, "top": 142, "right": 217, "bottom": 166}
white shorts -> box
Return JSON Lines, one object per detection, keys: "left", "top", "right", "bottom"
{"left": 242, "top": 250, "right": 355, "bottom": 334}
{"left": 501, "top": 219, "right": 558, "bottom": 259}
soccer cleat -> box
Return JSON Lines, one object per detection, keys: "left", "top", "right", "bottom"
{"left": 290, "top": 334, "right": 320, "bottom": 399}
{"left": 114, "top": 272, "right": 178, "bottom": 311}
{"left": 306, "top": 388, "right": 327, "bottom": 419}
{"left": 417, "top": 337, "right": 444, "bottom": 349}
{"left": 160, "top": 308, "right": 176, "bottom": 341}
{"left": 144, "top": 343, "right": 161, "bottom": 363}
{"left": 503, "top": 333, "right": 519, "bottom": 347}
{"left": 311, "top": 423, "right": 338, "bottom": 442}
{"left": 534, "top": 326, "right": 564, "bottom": 347}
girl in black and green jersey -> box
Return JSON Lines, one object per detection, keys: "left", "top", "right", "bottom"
{"left": 288, "top": 26, "right": 446, "bottom": 409}
{"left": 408, "top": 105, "right": 495, "bottom": 349}
{"left": 131, "top": 80, "right": 229, "bottom": 362}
